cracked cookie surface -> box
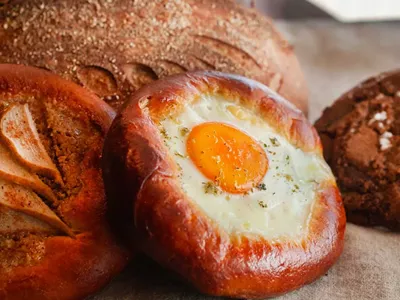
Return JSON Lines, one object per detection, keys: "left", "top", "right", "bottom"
{"left": 315, "top": 70, "right": 400, "bottom": 230}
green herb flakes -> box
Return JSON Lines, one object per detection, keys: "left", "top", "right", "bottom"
{"left": 180, "top": 127, "right": 189, "bottom": 137}
{"left": 160, "top": 128, "right": 170, "bottom": 140}
{"left": 269, "top": 137, "right": 280, "bottom": 147}
{"left": 258, "top": 200, "right": 268, "bottom": 208}
{"left": 203, "top": 181, "right": 220, "bottom": 195}
{"left": 174, "top": 151, "right": 186, "bottom": 158}
{"left": 256, "top": 183, "right": 267, "bottom": 191}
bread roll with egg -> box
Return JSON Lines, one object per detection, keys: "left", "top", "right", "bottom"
{"left": 103, "top": 71, "right": 345, "bottom": 298}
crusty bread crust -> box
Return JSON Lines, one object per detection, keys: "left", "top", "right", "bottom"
{"left": 103, "top": 71, "right": 345, "bottom": 298}
{"left": 0, "top": 65, "right": 129, "bottom": 300}
{"left": 0, "top": 0, "right": 308, "bottom": 113}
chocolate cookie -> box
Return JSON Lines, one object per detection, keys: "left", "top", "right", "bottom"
{"left": 0, "top": 65, "right": 129, "bottom": 300}
{"left": 315, "top": 70, "right": 400, "bottom": 230}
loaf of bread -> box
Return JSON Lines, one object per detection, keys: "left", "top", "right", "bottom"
{"left": 0, "top": 64, "right": 129, "bottom": 300}
{"left": 0, "top": 0, "right": 308, "bottom": 112}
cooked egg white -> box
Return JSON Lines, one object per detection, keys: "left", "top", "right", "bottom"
{"left": 159, "top": 94, "right": 333, "bottom": 239}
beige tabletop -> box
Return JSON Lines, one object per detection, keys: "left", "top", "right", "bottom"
{"left": 92, "top": 20, "right": 400, "bottom": 300}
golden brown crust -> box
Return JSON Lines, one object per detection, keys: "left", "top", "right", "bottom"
{"left": 0, "top": 0, "right": 308, "bottom": 113}
{"left": 0, "top": 64, "right": 129, "bottom": 300}
{"left": 103, "top": 71, "right": 345, "bottom": 298}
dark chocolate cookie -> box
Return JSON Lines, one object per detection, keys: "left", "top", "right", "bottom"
{"left": 315, "top": 70, "right": 400, "bottom": 230}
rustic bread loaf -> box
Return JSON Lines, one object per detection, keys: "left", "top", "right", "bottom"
{"left": 0, "top": 64, "right": 129, "bottom": 300}
{"left": 0, "top": 0, "right": 308, "bottom": 112}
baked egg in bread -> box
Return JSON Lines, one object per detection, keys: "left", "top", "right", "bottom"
{"left": 160, "top": 94, "right": 332, "bottom": 238}
{"left": 103, "top": 71, "right": 346, "bottom": 299}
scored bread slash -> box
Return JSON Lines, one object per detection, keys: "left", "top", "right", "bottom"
{"left": 0, "top": 103, "right": 72, "bottom": 236}
{"left": 0, "top": 179, "right": 74, "bottom": 237}
{"left": 0, "top": 104, "right": 63, "bottom": 184}
{"left": 0, "top": 141, "right": 58, "bottom": 203}
{"left": 0, "top": 206, "right": 62, "bottom": 235}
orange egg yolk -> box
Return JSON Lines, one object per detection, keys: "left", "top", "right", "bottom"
{"left": 186, "top": 122, "right": 268, "bottom": 194}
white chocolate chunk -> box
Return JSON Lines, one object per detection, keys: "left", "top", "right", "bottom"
{"left": 379, "top": 131, "right": 393, "bottom": 151}
{"left": 368, "top": 111, "right": 387, "bottom": 125}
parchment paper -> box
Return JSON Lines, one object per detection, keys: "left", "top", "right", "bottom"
{"left": 92, "top": 20, "right": 400, "bottom": 300}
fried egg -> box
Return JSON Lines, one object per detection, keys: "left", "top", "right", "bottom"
{"left": 159, "top": 94, "right": 332, "bottom": 239}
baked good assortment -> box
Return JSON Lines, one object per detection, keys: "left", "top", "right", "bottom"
{"left": 0, "top": 0, "right": 308, "bottom": 113}
{"left": 4, "top": 0, "right": 398, "bottom": 299}
{"left": 103, "top": 71, "right": 346, "bottom": 298}
{"left": 0, "top": 64, "right": 129, "bottom": 300}
{"left": 315, "top": 70, "right": 400, "bottom": 230}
